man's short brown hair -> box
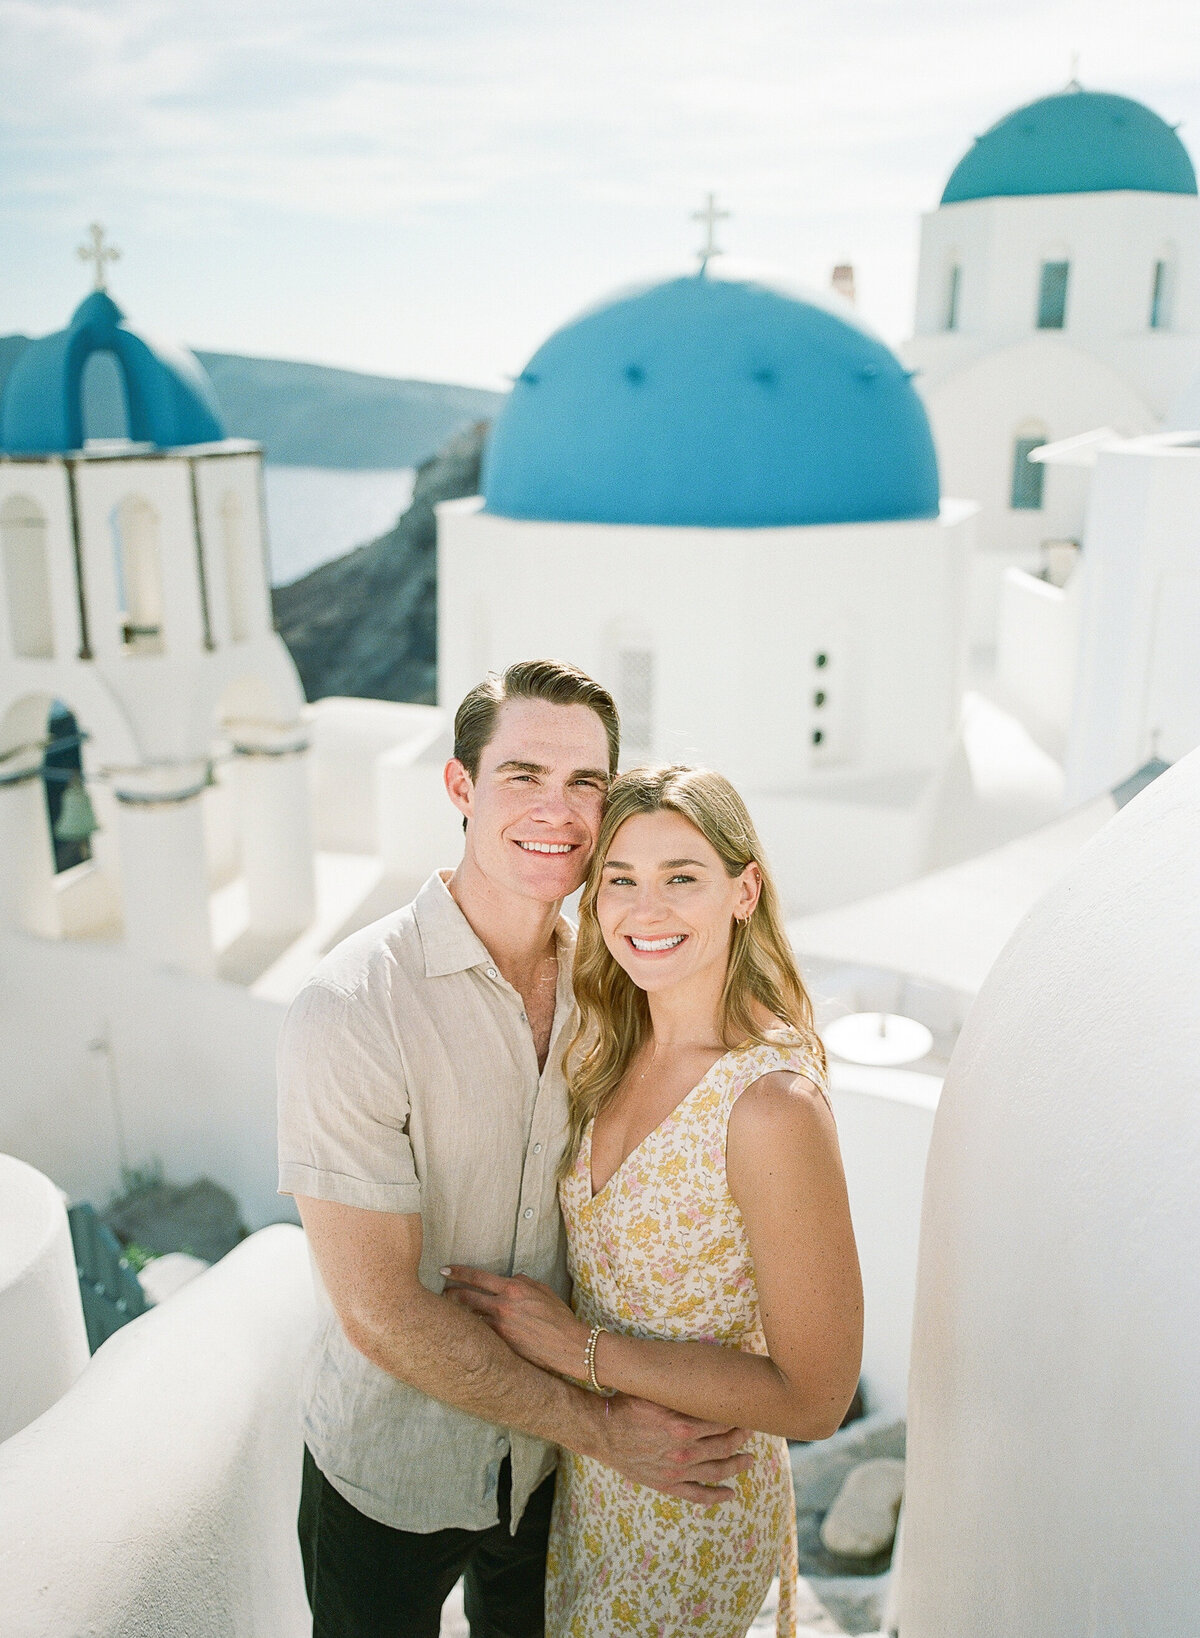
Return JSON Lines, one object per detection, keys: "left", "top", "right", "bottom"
{"left": 453, "top": 659, "right": 621, "bottom": 782}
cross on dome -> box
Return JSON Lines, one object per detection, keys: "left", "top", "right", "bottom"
{"left": 77, "top": 222, "right": 121, "bottom": 292}
{"left": 691, "top": 192, "right": 730, "bottom": 272}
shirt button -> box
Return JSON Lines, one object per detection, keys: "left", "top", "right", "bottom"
{"left": 533, "top": 1142, "right": 542, "bottom": 1155}
{"left": 520, "top": 1011, "right": 528, "bottom": 1023}
{"left": 495, "top": 1434, "right": 507, "bottom": 1448}
{"left": 523, "top": 1208, "right": 534, "bottom": 1221}
{"left": 487, "top": 966, "right": 498, "bottom": 979}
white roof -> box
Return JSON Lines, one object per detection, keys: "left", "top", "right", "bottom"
{"left": 788, "top": 796, "right": 1115, "bottom": 997}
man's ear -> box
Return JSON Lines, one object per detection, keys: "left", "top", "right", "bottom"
{"left": 444, "top": 758, "right": 474, "bottom": 824}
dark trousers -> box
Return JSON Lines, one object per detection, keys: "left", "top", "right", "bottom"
{"left": 299, "top": 1447, "right": 555, "bottom": 1638}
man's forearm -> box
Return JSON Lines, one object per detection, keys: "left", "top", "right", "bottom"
{"left": 348, "top": 1282, "right": 603, "bottom": 1456}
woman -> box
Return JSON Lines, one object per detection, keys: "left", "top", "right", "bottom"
{"left": 447, "top": 766, "right": 862, "bottom": 1637}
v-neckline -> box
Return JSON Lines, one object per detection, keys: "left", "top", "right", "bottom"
{"left": 586, "top": 1044, "right": 740, "bottom": 1204}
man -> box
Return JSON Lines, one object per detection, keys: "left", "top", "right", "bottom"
{"left": 278, "top": 659, "right": 750, "bottom": 1638}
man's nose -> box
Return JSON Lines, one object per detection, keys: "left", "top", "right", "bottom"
{"left": 528, "top": 785, "right": 575, "bottom": 824}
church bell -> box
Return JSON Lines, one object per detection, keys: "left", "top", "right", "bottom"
{"left": 55, "top": 775, "right": 101, "bottom": 843}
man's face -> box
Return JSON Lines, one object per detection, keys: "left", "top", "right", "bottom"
{"left": 448, "top": 698, "right": 611, "bottom": 905}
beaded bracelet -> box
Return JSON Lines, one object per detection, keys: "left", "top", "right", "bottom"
{"left": 584, "top": 1323, "right": 607, "bottom": 1394}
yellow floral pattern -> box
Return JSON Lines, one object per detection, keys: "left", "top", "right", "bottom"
{"left": 545, "top": 1035, "right": 825, "bottom": 1638}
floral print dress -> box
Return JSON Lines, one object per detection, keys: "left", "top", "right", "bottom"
{"left": 545, "top": 1034, "right": 825, "bottom": 1638}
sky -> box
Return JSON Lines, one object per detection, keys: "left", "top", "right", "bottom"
{"left": 3, "top": 0, "right": 1199, "bottom": 389}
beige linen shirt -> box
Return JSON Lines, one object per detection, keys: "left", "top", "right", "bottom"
{"left": 277, "top": 870, "right": 575, "bottom": 1533}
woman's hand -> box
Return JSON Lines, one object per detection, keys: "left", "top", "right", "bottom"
{"left": 441, "top": 1266, "right": 591, "bottom": 1380}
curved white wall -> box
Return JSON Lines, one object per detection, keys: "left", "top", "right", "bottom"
{"left": 0, "top": 1224, "right": 316, "bottom": 1638}
{"left": 900, "top": 748, "right": 1200, "bottom": 1635}
{"left": 0, "top": 1155, "right": 89, "bottom": 1442}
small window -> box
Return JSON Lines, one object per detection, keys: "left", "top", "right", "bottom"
{"left": 112, "top": 495, "right": 164, "bottom": 654}
{"left": 617, "top": 647, "right": 654, "bottom": 756}
{"left": 1011, "top": 437, "right": 1046, "bottom": 510}
{"left": 1037, "top": 261, "right": 1069, "bottom": 329}
{"left": 945, "top": 264, "right": 961, "bottom": 332}
{"left": 1, "top": 495, "right": 54, "bottom": 658}
{"left": 1149, "top": 260, "right": 1172, "bottom": 330}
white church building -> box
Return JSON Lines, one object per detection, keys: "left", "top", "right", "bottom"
{"left": 903, "top": 84, "right": 1200, "bottom": 652}
{"left": 439, "top": 268, "right": 977, "bottom": 913}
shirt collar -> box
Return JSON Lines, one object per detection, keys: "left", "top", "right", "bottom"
{"left": 412, "top": 870, "right": 575, "bottom": 982}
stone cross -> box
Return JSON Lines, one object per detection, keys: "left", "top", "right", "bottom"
{"left": 77, "top": 222, "right": 121, "bottom": 292}
{"left": 691, "top": 192, "right": 730, "bottom": 270}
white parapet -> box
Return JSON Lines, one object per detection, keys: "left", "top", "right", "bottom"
{"left": 901, "top": 746, "right": 1200, "bottom": 1635}
{"left": 0, "top": 1223, "right": 316, "bottom": 1638}
{"left": 0, "top": 1154, "right": 89, "bottom": 1443}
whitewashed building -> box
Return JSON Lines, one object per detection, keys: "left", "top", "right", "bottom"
{"left": 904, "top": 85, "right": 1200, "bottom": 652}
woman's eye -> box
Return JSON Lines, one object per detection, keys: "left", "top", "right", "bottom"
{"left": 607, "top": 875, "right": 635, "bottom": 887}
{"left": 668, "top": 874, "right": 696, "bottom": 885}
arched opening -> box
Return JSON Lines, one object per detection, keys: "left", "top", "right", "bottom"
{"left": 220, "top": 490, "right": 251, "bottom": 642}
{"left": 1, "top": 495, "right": 54, "bottom": 659}
{"left": 1010, "top": 421, "right": 1049, "bottom": 511}
{"left": 111, "top": 495, "right": 164, "bottom": 654}
{"left": 80, "top": 350, "right": 131, "bottom": 443}
{"left": 43, "top": 700, "right": 93, "bottom": 873}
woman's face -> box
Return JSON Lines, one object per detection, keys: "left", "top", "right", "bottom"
{"left": 595, "top": 809, "right": 760, "bottom": 997}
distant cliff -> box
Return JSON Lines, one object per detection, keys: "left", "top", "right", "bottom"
{"left": 0, "top": 335, "right": 503, "bottom": 470}
{"left": 272, "top": 421, "right": 488, "bottom": 704}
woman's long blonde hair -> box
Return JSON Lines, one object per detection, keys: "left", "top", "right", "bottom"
{"left": 562, "top": 764, "right": 825, "bottom": 1173}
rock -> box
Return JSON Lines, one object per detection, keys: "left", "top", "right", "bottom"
{"left": 791, "top": 1410, "right": 906, "bottom": 1515}
{"left": 104, "top": 1177, "right": 247, "bottom": 1265}
{"left": 819, "top": 1459, "right": 905, "bottom": 1559}
{"left": 273, "top": 419, "right": 489, "bottom": 705}
{"left": 137, "top": 1252, "right": 210, "bottom": 1307}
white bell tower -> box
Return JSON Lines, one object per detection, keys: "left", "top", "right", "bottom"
{"left": 0, "top": 238, "right": 316, "bottom": 975}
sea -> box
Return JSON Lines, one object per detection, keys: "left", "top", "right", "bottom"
{"left": 262, "top": 466, "right": 416, "bottom": 587}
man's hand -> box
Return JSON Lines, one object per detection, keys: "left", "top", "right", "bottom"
{"left": 596, "top": 1394, "right": 753, "bottom": 1505}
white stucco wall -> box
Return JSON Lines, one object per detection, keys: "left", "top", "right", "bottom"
{"left": 910, "top": 190, "right": 1200, "bottom": 414}
{"left": 900, "top": 747, "right": 1200, "bottom": 1636}
{"left": 0, "top": 1155, "right": 90, "bottom": 1443}
{"left": 0, "top": 1224, "right": 316, "bottom": 1638}
{"left": 0, "top": 929, "right": 289, "bottom": 1228}
{"left": 1066, "top": 434, "right": 1200, "bottom": 802}
{"left": 995, "top": 564, "right": 1081, "bottom": 758}
{"left": 438, "top": 499, "right": 972, "bottom": 912}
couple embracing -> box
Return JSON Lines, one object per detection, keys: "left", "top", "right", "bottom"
{"left": 278, "top": 658, "right": 862, "bottom": 1638}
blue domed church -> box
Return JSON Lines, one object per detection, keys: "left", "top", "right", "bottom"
{"left": 439, "top": 265, "right": 975, "bottom": 913}
{"left": 903, "top": 83, "right": 1200, "bottom": 656}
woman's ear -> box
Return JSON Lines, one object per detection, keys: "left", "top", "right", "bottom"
{"left": 734, "top": 862, "right": 762, "bottom": 922}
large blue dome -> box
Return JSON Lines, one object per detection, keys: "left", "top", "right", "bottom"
{"left": 942, "top": 89, "right": 1197, "bottom": 205}
{"left": 482, "top": 274, "right": 940, "bottom": 529}
{"left": 0, "top": 290, "right": 226, "bottom": 455}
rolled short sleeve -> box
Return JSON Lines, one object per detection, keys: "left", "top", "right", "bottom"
{"left": 277, "top": 978, "right": 422, "bottom": 1214}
